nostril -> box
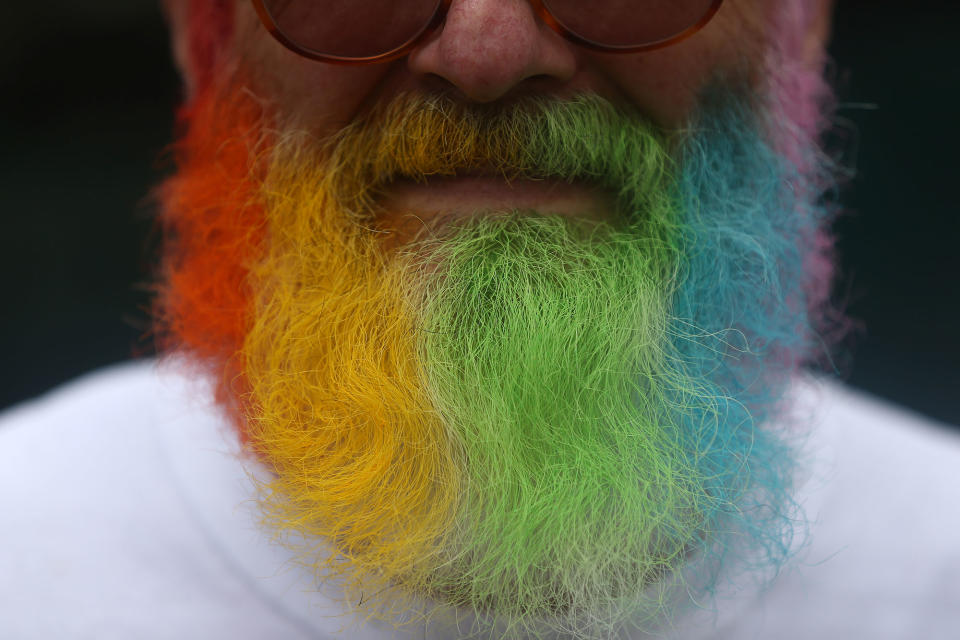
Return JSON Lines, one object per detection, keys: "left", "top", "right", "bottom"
{"left": 528, "top": 73, "right": 557, "bottom": 83}
{"left": 420, "top": 71, "right": 461, "bottom": 95}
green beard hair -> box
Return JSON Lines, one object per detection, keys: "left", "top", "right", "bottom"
{"left": 399, "top": 214, "right": 703, "bottom": 634}
{"left": 244, "top": 90, "right": 822, "bottom": 640}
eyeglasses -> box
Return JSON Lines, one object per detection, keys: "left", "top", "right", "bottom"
{"left": 251, "top": 0, "right": 725, "bottom": 65}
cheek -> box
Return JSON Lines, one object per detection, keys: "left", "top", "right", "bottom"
{"left": 593, "top": 49, "right": 714, "bottom": 126}
{"left": 236, "top": 2, "right": 392, "bottom": 135}
{"left": 592, "top": 4, "right": 766, "bottom": 127}
{"left": 270, "top": 62, "right": 390, "bottom": 132}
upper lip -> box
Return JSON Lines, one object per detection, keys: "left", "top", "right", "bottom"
{"left": 383, "top": 165, "right": 570, "bottom": 186}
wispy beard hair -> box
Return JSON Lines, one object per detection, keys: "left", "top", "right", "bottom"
{"left": 156, "top": 83, "right": 838, "bottom": 640}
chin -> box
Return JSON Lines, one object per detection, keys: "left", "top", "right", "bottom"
{"left": 157, "top": 86, "right": 838, "bottom": 638}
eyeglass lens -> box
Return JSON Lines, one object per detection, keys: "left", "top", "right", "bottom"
{"left": 266, "top": 0, "right": 443, "bottom": 59}
{"left": 544, "top": 0, "right": 718, "bottom": 48}
{"left": 260, "top": 0, "right": 718, "bottom": 59}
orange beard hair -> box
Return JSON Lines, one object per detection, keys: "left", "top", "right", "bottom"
{"left": 154, "top": 82, "right": 268, "bottom": 426}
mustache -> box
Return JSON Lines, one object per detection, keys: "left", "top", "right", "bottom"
{"left": 271, "top": 92, "right": 677, "bottom": 216}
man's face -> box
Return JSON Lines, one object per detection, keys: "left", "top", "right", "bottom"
{"left": 160, "top": 1, "right": 835, "bottom": 638}
{"left": 238, "top": 0, "right": 763, "bottom": 124}
{"left": 235, "top": 0, "right": 771, "bottom": 234}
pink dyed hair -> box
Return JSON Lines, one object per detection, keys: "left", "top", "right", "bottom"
{"left": 765, "top": 0, "right": 842, "bottom": 350}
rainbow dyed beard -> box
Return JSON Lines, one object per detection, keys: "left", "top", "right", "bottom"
{"left": 162, "top": 87, "right": 831, "bottom": 639}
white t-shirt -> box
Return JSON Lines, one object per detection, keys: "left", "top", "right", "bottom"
{"left": 1, "top": 360, "right": 958, "bottom": 639}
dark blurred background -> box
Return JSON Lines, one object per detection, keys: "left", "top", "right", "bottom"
{"left": 1, "top": 2, "right": 957, "bottom": 426}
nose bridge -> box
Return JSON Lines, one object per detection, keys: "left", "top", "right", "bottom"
{"left": 441, "top": 0, "right": 537, "bottom": 38}
{"left": 441, "top": 0, "right": 540, "bottom": 65}
{"left": 409, "top": 0, "right": 576, "bottom": 103}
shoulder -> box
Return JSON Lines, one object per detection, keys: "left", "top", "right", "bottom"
{"left": 810, "top": 377, "right": 960, "bottom": 530}
{"left": 0, "top": 359, "right": 213, "bottom": 445}
{"left": 815, "top": 378, "right": 960, "bottom": 578}
{"left": 0, "top": 361, "right": 319, "bottom": 639}
{"left": 736, "top": 377, "right": 960, "bottom": 640}
{"left": 0, "top": 360, "right": 180, "bottom": 506}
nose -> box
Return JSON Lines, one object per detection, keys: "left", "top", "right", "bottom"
{"left": 407, "top": 0, "right": 578, "bottom": 103}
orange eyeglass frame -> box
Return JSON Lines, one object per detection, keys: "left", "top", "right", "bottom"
{"left": 250, "top": 0, "right": 726, "bottom": 66}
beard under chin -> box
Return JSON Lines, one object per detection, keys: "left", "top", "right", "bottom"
{"left": 158, "top": 86, "right": 834, "bottom": 639}
{"left": 398, "top": 213, "right": 722, "bottom": 618}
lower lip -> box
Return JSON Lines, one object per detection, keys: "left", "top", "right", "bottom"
{"left": 377, "top": 175, "right": 616, "bottom": 221}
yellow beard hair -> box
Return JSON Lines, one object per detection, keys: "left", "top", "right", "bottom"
{"left": 242, "top": 132, "right": 461, "bottom": 617}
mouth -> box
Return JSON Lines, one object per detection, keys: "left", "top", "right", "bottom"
{"left": 374, "top": 173, "right": 618, "bottom": 241}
